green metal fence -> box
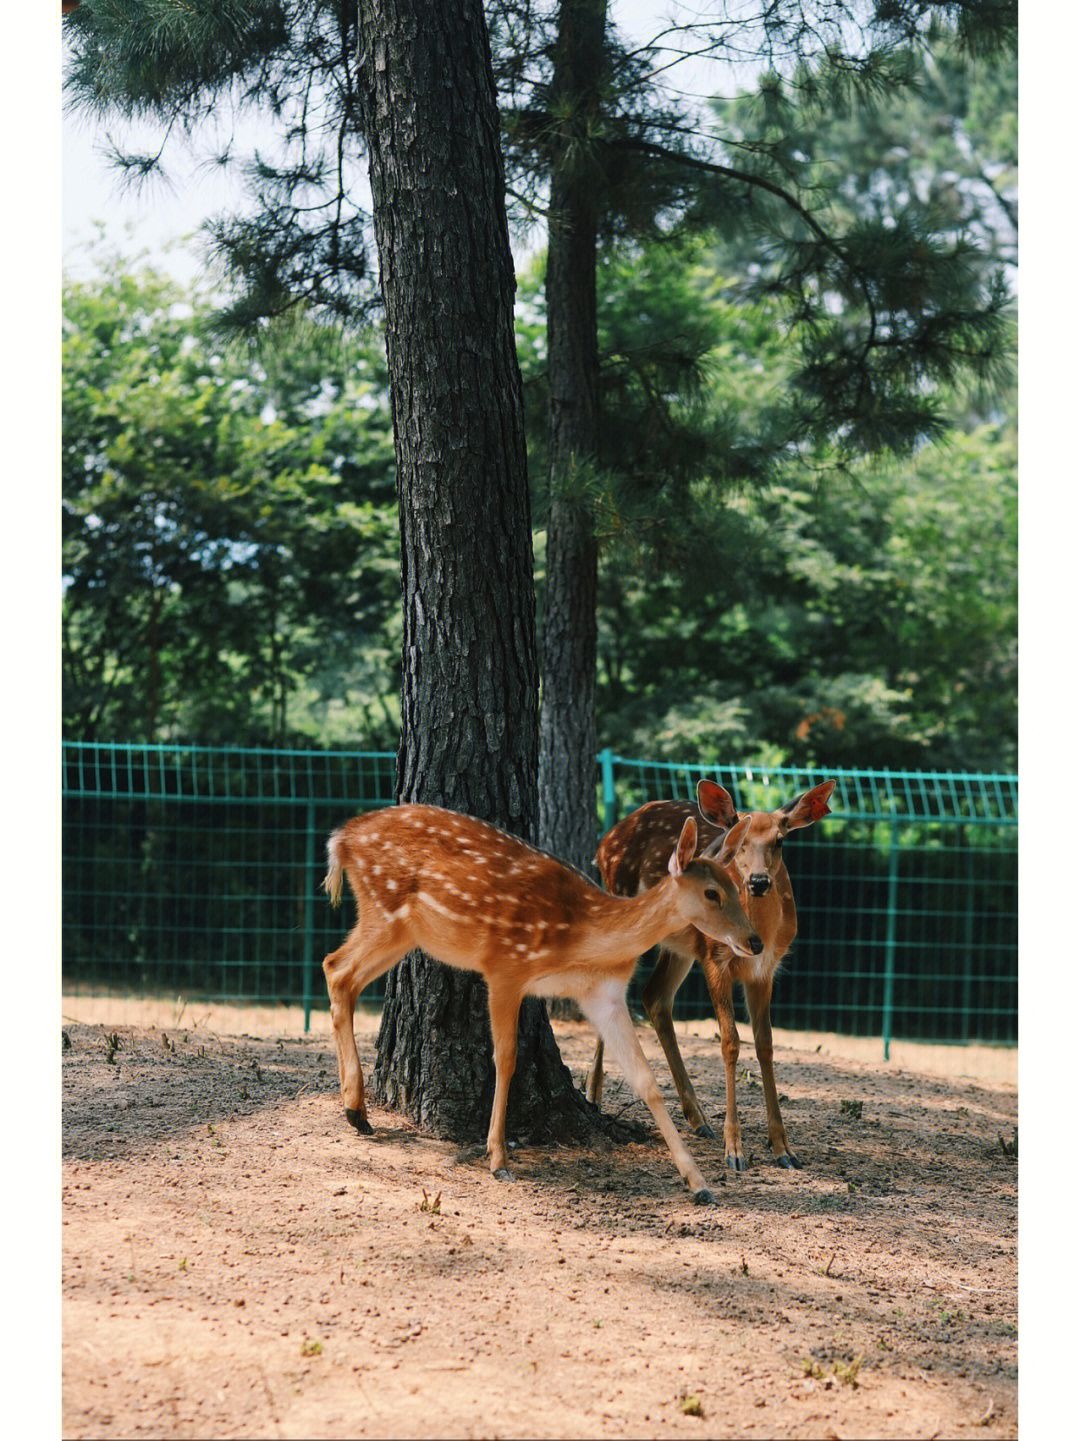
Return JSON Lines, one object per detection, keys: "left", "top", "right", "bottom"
{"left": 62, "top": 742, "right": 1017, "bottom": 1051}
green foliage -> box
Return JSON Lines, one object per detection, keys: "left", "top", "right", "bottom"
{"left": 517, "top": 235, "right": 794, "bottom": 537}
{"left": 62, "top": 251, "right": 400, "bottom": 745}
{"left": 516, "top": 227, "right": 1015, "bottom": 773}
{"left": 63, "top": 241, "right": 1014, "bottom": 770}
{"left": 595, "top": 411, "right": 1016, "bottom": 771}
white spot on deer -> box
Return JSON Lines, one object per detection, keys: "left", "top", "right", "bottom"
{"left": 385, "top": 879, "right": 398, "bottom": 892}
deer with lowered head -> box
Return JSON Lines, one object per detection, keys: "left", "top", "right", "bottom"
{"left": 323, "top": 802, "right": 762, "bottom": 1201}
{"left": 586, "top": 778, "right": 835, "bottom": 1171}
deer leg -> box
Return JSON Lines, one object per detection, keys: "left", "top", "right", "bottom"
{"left": 584, "top": 1036, "right": 605, "bottom": 1107}
{"left": 579, "top": 981, "right": 714, "bottom": 1203}
{"left": 323, "top": 928, "right": 405, "bottom": 1135}
{"left": 486, "top": 981, "right": 523, "bottom": 1180}
{"left": 699, "top": 953, "right": 745, "bottom": 1170}
{"left": 744, "top": 976, "right": 801, "bottom": 1169}
{"left": 641, "top": 949, "right": 713, "bottom": 1137}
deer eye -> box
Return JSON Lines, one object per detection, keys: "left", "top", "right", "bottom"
{"left": 774, "top": 838, "right": 783, "bottom": 849}
{"left": 704, "top": 888, "right": 720, "bottom": 902}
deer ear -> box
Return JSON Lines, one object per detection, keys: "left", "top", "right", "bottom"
{"left": 668, "top": 816, "right": 698, "bottom": 877}
{"left": 777, "top": 779, "right": 835, "bottom": 831}
{"left": 696, "top": 779, "right": 738, "bottom": 828}
{"left": 714, "top": 814, "right": 752, "bottom": 867}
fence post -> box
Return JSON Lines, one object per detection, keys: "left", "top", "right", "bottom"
{"left": 882, "top": 816, "right": 900, "bottom": 1061}
{"left": 599, "top": 749, "right": 617, "bottom": 834}
{"left": 303, "top": 798, "right": 316, "bottom": 1034}
{"left": 961, "top": 822, "right": 975, "bottom": 1042}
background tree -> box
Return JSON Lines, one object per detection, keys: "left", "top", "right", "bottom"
{"left": 534, "top": 0, "right": 607, "bottom": 878}
{"left": 495, "top": 0, "right": 1014, "bottom": 870}
{"left": 62, "top": 256, "right": 401, "bottom": 746}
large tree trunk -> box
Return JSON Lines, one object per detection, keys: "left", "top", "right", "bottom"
{"left": 538, "top": 0, "right": 607, "bottom": 879}
{"left": 355, "top": 0, "right": 595, "bottom": 1143}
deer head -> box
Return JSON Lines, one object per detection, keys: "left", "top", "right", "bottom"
{"left": 699, "top": 778, "right": 835, "bottom": 898}
{"left": 667, "top": 814, "right": 762, "bottom": 955}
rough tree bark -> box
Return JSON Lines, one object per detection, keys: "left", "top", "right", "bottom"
{"left": 538, "top": 0, "right": 607, "bottom": 880}
{"left": 354, "top": 0, "right": 596, "bottom": 1143}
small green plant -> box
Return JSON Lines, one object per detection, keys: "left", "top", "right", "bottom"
{"left": 63, "top": 1030, "right": 72, "bottom": 1051}
{"left": 999, "top": 1129, "right": 1017, "bottom": 1158}
{"left": 419, "top": 1190, "right": 442, "bottom": 1215}
{"left": 839, "top": 1099, "right": 863, "bottom": 1119}
{"left": 679, "top": 1393, "right": 704, "bottom": 1417}
{"left": 178, "top": 1257, "right": 189, "bottom": 1272}
{"left": 251, "top": 1058, "right": 264, "bottom": 1082}
{"left": 801, "top": 1355, "right": 862, "bottom": 1388}
{"left": 301, "top": 1339, "right": 323, "bottom": 1358}
{"left": 239, "top": 1085, "right": 250, "bottom": 1101}
{"left": 593, "top": 1319, "right": 602, "bottom": 1329}
{"left": 739, "top": 1256, "right": 749, "bottom": 1275}
{"left": 834, "top": 1356, "right": 862, "bottom": 1388}
{"left": 104, "top": 1032, "right": 121, "bottom": 1064}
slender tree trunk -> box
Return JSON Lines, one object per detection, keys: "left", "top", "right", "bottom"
{"left": 538, "top": 0, "right": 607, "bottom": 879}
{"left": 355, "top": 0, "right": 595, "bottom": 1143}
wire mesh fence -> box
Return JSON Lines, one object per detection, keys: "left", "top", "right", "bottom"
{"left": 62, "top": 742, "right": 1017, "bottom": 1052}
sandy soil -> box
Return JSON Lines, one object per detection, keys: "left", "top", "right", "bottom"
{"left": 62, "top": 1002, "right": 1017, "bottom": 1439}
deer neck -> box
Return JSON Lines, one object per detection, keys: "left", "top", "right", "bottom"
{"left": 586, "top": 881, "right": 684, "bottom": 965}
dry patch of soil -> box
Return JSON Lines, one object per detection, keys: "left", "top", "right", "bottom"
{"left": 62, "top": 1005, "right": 1017, "bottom": 1439}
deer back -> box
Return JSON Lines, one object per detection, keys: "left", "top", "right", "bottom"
{"left": 330, "top": 805, "right": 600, "bottom": 967}
{"left": 595, "top": 800, "right": 727, "bottom": 898}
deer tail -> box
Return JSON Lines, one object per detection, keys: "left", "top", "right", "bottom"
{"left": 323, "top": 829, "right": 345, "bottom": 907}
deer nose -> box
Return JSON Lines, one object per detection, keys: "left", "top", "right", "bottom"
{"left": 749, "top": 934, "right": 764, "bottom": 955}
{"left": 748, "top": 874, "right": 771, "bottom": 896}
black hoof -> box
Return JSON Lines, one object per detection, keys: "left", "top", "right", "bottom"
{"left": 776, "top": 1152, "right": 802, "bottom": 1169}
{"left": 694, "top": 1122, "right": 717, "bottom": 1140}
{"left": 492, "top": 1167, "right": 515, "bottom": 1183}
{"left": 726, "top": 1153, "right": 747, "bottom": 1172}
{"left": 692, "top": 1188, "right": 716, "bottom": 1205}
{"left": 345, "top": 1107, "right": 373, "bottom": 1135}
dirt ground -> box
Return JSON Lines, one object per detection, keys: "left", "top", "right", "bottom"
{"left": 62, "top": 999, "right": 1017, "bottom": 1440}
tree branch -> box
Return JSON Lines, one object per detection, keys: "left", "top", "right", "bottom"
{"left": 605, "top": 134, "right": 837, "bottom": 250}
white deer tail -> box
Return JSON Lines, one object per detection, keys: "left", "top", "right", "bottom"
{"left": 324, "top": 830, "right": 345, "bottom": 907}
